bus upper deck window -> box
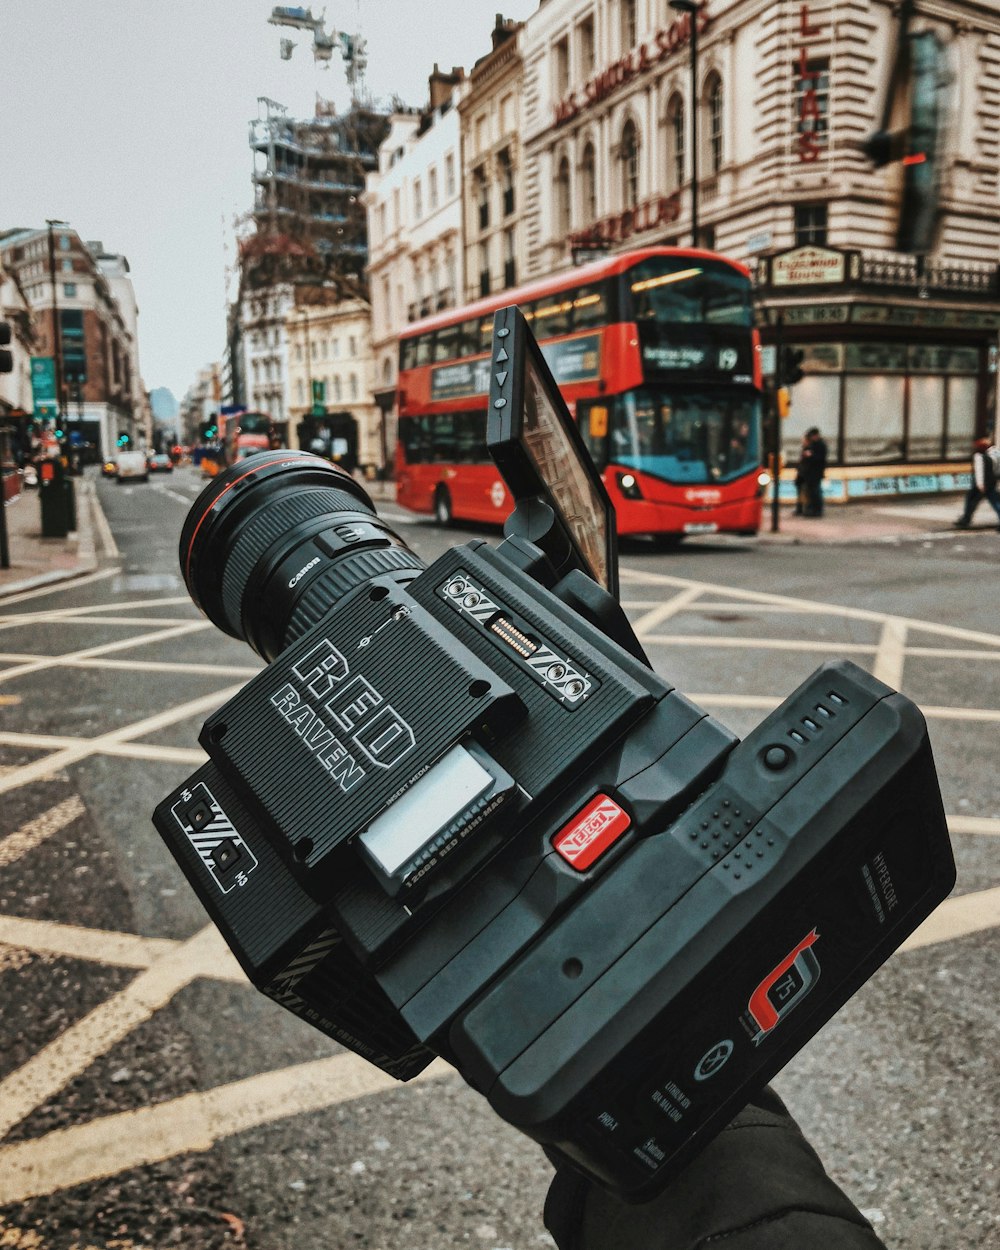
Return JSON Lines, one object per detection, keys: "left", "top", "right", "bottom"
{"left": 415, "top": 334, "right": 434, "bottom": 367}
{"left": 573, "top": 286, "right": 606, "bottom": 329}
{"left": 435, "top": 326, "right": 459, "bottom": 362}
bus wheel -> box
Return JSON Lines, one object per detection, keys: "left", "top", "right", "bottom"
{"left": 434, "top": 487, "right": 453, "bottom": 526}
{"left": 652, "top": 533, "right": 684, "bottom": 551}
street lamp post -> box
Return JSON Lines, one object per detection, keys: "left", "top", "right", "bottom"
{"left": 45, "top": 219, "right": 68, "bottom": 423}
{"left": 669, "top": 0, "right": 699, "bottom": 246}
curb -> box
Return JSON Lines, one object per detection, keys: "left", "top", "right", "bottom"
{"left": 0, "top": 479, "right": 104, "bottom": 600}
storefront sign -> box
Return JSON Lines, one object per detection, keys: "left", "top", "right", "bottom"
{"left": 797, "top": 3, "right": 826, "bottom": 162}
{"left": 779, "top": 304, "right": 850, "bottom": 325}
{"left": 846, "top": 472, "right": 970, "bottom": 499}
{"left": 567, "top": 194, "right": 681, "bottom": 250}
{"left": 553, "top": 2, "right": 711, "bottom": 128}
{"left": 772, "top": 246, "right": 846, "bottom": 286}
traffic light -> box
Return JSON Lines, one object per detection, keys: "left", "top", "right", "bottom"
{"left": 117, "top": 433, "right": 132, "bottom": 448}
{"left": 0, "top": 321, "right": 12, "bottom": 374}
{"left": 781, "top": 347, "right": 806, "bottom": 386}
{"left": 777, "top": 387, "right": 792, "bottom": 419}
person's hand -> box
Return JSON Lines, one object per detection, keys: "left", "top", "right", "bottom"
{"left": 543, "top": 1087, "right": 887, "bottom": 1250}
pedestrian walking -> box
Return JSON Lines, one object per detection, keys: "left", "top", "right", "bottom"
{"left": 799, "top": 427, "right": 828, "bottom": 518}
{"left": 793, "top": 433, "right": 810, "bottom": 516}
{"left": 953, "top": 437, "right": 1000, "bottom": 531}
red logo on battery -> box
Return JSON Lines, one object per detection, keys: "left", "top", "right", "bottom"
{"left": 553, "top": 795, "right": 631, "bottom": 871}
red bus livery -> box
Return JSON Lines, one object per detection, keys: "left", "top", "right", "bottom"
{"left": 395, "top": 247, "right": 765, "bottom": 539}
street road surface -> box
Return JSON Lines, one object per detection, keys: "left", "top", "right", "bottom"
{"left": 0, "top": 465, "right": 997, "bottom": 1250}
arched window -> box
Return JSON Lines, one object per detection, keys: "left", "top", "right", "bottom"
{"left": 555, "top": 155, "right": 572, "bottom": 236}
{"left": 580, "top": 142, "right": 597, "bottom": 223}
{"left": 706, "top": 74, "right": 724, "bottom": 175}
{"left": 666, "top": 93, "right": 685, "bottom": 192}
{"left": 620, "top": 119, "right": 639, "bottom": 209}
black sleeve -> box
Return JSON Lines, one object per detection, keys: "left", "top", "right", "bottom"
{"left": 543, "top": 1088, "right": 887, "bottom": 1250}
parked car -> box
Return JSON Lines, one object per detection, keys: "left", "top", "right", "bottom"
{"left": 116, "top": 450, "right": 148, "bottom": 483}
{"left": 148, "top": 452, "right": 174, "bottom": 473}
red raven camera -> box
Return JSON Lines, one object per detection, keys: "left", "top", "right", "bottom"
{"left": 154, "top": 307, "right": 954, "bottom": 1200}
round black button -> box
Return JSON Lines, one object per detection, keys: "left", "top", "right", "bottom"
{"left": 763, "top": 745, "right": 792, "bottom": 770}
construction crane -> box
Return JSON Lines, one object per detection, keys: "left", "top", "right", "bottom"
{"left": 267, "top": 5, "right": 367, "bottom": 83}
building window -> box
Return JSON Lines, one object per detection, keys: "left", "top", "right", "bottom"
{"left": 61, "top": 258, "right": 73, "bottom": 271}
{"left": 414, "top": 178, "right": 423, "bottom": 220}
{"left": 349, "top": 374, "right": 358, "bottom": 401}
{"left": 503, "top": 228, "right": 516, "bottom": 288}
{"left": 580, "top": 142, "right": 597, "bottom": 222}
{"left": 296, "top": 379, "right": 305, "bottom": 405}
{"left": 554, "top": 36, "right": 570, "bottom": 96}
{"left": 666, "top": 93, "right": 685, "bottom": 191}
{"left": 479, "top": 241, "right": 491, "bottom": 297}
{"left": 475, "top": 167, "right": 489, "bottom": 231}
{"left": 59, "top": 235, "right": 70, "bottom": 250}
{"left": 63, "top": 283, "right": 76, "bottom": 297}
{"left": 620, "top": 120, "right": 639, "bottom": 209}
{"left": 706, "top": 74, "right": 724, "bottom": 174}
{"left": 794, "top": 204, "right": 828, "bottom": 246}
{"left": 332, "top": 338, "right": 340, "bottom": 358}
{"left": 333, "top": 376, "right": 342, "bottom": 402}
{"left": 429, "top": 167, "right": 439, "bottom": 211}
{"left": 795, "top": 57, "right": 830, "bottom": 160}
{"left": 499, "top": 148, "right": 515, "bottom": 216}
{"left": 349, "top": 335, "right": 357, "bottom": 357}
{"left": 445, "top": 151, "right": 456, "bottom": 198}
{"left": 555, "top": 155, "right": 572, "bottom": 235}
{"left": 621, "top": 0, "right": 637, "bottom": 51}
{"left": 578, "top": 14, "right": 595, "bottom": 75}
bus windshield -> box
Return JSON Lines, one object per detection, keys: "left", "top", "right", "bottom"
{"left": 238, "top": 413, "right": 271, "bottom": 435}
{"left": 582, "top": 386, "right": 761, "bottom": 485}
{"left": 625, "top": 257, "right": 753, "bottom": 327}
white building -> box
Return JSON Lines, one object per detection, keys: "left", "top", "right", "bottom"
{"left": 239, "top": 280, "right": 295, "bottom": 438}
{"left": 519, "top": 0, "right": 1000, "bottom": 484}
{"left": 364, "top": 69, "right": 466, "bottom": 464}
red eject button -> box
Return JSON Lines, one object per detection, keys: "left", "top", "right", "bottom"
{"left": 552, "top": 794, "right": 631, "bottom": 871}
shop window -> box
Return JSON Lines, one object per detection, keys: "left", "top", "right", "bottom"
{"left": 705, "top": 74, "right": 724, "bottom": 175}
{"left": 556, "top": 155, "right": 572, "bottom": 235}
{"left": 620, "top": 119, "right": 639, "bottom": 209}
{"left": 844, "top": 375, "right": 905, "bottom": 463}
{"left": 666, "top": 93, "right": 685, "bottom": 192}
{"left": 580, "top": 142, "right": 597, "bottom": 222}
{"left": 795, "top": 204, "right": 828, "bottom": 246}
{"left": 577, "top": 13, "right": 595, "bottom": 76}
{"left": 621, "top": 0, "right": 637, "bottom": 50}
{"left": 795, "top": 57, "right": 830, "bottom": 159}
{"left": 554, "top": 36, "right": 570, "bottom": 96}
{"left": 946, "top": 377, "right": 978, "bottom": 458}
{"left": 908, "top": 375, "right": 945, "bottom": 460}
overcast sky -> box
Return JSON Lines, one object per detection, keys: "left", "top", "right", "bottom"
{"left": 1, "top": 1, "right": 540, "bottom": 400}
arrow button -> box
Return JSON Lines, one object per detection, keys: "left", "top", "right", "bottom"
{"left": 494, "top": 371, "right": 508, "bottom": 387}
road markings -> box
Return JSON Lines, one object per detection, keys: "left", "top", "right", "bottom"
{"left": 900, "top": 885, "right": 1000, "bottom": 953}
{"left": 0, "top": 730, "right": 205, "bottom": 767}
{"left": 0, "top": 694, "right": 21, "bottom": 705}
{"left": 642, "top": 635, "right": 875, "bottom": 654}
{"left": 947, "top": 815, "right": 1000, "bottom": 836}
{"left": 0, "top": 916, "right": 186, "bottom": 971}
{"left": 0, "top": 797, "right": 85, "bottom": 868}
{"left": 0, "top": 925, "right": 240, "bottom": 1139}
{"left": 0, "top": 594, "right": 194, "bottom": 624}
{"left": 0, "top": 652, "right": 259, "bottom": 678}
{"left": 0, "top": 684, "right": 244, "bottom": 797}
{"left": 0, "top": 1052, "right": 451, "bottom": 1206}
{"left": 90, "top": 487, "right": 119, "bottom": 558}
{"left": 630, "top": 586, "right": 706, "bottom": 636}
{"left": 0, "top": 621, "right": 211, "bottom": 686}
{"left": 0, "top": 568, "right": 118, "bottom": 609}
{"left": 618, "top": 568, "right": 1000, "bottom": 650}
{"left": 872, "top": 618, "right": 908, "bottom": 690}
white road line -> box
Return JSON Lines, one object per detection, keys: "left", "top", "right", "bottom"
{"left": 155, "top": 485, "right": 198, "bottom": 506}
{"left": 0, "top": 916, "right": 185, "bottom": 971}
{"left": 0, "top": 924, "right": 240, "bottom": 1140}
{"left": 0, "top": 684, "right": 244, "bottom": 797}
{"left": 0, "top": 797, "right": 85, "bottom": 865}
{"left": 0, "top": 652, "right": 259, "bottom": 678}
{"left": 630, "top": 586, "right": 705, "bottom": 636}
{"left": 90, "top": 487, "right": 119, "bottom": 558}
{"left": 618, "top": 568, "right": 1000, "bottom": 650}
{"left": 872, "top": 618, "right": 908, "bottom": 690}
{"left": 0, "top": 568, "right": 118, "bottom": 608}
{"left": 1, "top": 594, "right": 194, "bottom": 621}
{"left": 0, "top": 731, "right": 206, "bottom": 766}
{"left": 0, "top": 1053, "right": 451, "bottom": 1206}
{"left": 947, "top": 815, "right": 1000, "bottom": 836}
{"left": 0, "top": 615, "right": 202, "bottom": 629}
{"left": 900, "top": 885, "right": 1000, "bottom": 953}
{"left": 642, "top": 635, "right": 875, "bottom": 654}
{"left": 0, "top": 621, "right": 211, "bottom": 686}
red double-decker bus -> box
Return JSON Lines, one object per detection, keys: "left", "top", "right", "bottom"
{"left": 395, "top": 247, "right": 766, "bottom": 540}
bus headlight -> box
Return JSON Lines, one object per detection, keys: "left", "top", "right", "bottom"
{"left": 757, "top": 470, "right": 772, "bottom": 491}
{"left": 616, "top": 472, "right": 642, "bottom": 500}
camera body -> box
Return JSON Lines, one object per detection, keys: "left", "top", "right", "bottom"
{"left": 154, "top": 307, "right": 954, "bottom": 1200}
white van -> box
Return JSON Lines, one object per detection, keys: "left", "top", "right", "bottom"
{"left": 116, "top": 450, "right": 148, "bottom": 483}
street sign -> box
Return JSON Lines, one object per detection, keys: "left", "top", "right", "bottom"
{"left": 31, "top": 356, "right": 57, "bottom": 416}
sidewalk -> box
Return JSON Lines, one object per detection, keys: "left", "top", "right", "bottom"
{"left": 0, "top": 478, "right": 98, "bottom": 598}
